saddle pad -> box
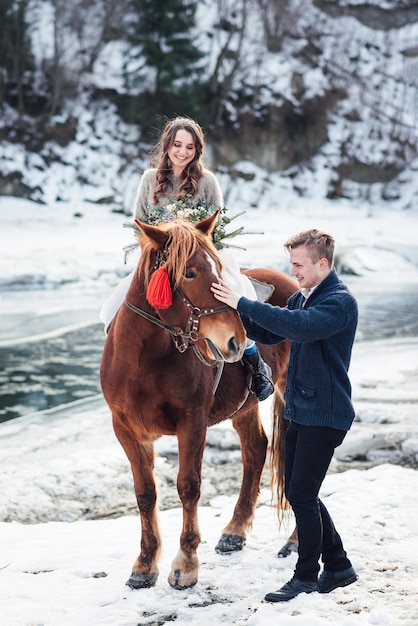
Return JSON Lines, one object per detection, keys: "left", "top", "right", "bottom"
{"left": 249, "top": 277, "right": 275, "bottom": 303}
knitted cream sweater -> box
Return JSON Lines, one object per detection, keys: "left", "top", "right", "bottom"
{"left": 134, "top": 168, "right": 224, "bottom": 221}
{"left": 133, "top": 167, "right": 256, "bottom": 300}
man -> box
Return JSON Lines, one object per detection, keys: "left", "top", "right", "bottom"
{"left": 211, "top": 228, "right": 358, "bottom": 602}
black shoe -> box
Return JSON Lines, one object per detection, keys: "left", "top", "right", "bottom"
{"left": 243, "top": 349, "right": 274, "bottom": 401}
{"left": 318, "top": 566, "right": 358, "bottom": 594}
{"left": 264, "top": 577, "right": 318, "bottom": 602}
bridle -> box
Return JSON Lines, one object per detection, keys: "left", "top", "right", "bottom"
{"left": 125, "top": 285, "right": 233, "bottom": 393}
{"left": 125, "top": 287, "right": 231, "bottom": 358}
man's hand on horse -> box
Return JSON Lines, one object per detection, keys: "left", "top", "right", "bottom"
{"left": 211, "top": 279, "right": 241, "bottom": 310}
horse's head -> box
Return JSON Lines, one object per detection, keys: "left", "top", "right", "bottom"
{"left": 134, "top": 213, "right": 246, "bottom": 363}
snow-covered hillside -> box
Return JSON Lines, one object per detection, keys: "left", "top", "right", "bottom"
{"left": 0, "top": 0, "right": 417, "bottom": 213}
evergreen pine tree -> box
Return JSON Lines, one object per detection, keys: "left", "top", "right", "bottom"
{"left": 124, "top": 0, "right": 206, "bottom": 124}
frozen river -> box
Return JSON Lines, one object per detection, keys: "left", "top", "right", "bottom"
{"left": 1, "top": 275, "right": 418, "bottom": 423}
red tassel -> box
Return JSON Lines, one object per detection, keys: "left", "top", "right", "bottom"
{"left": 146, "top": 266, "right": 173, "bottom": 309}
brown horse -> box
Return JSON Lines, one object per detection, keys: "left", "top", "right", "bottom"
{"left": 100, "top": 213, "right": 298, "bottom": 590}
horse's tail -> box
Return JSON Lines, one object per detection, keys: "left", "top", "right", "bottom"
{"left": 269, "top": 387, "right": 291, "bottom": 524}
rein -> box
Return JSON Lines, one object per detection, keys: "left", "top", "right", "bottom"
{"left": 125, "top": 288, "right": 231, "bottom": 393}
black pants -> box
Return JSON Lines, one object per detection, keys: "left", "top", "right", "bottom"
{"left": 284, "top": 420, "right": 352, "bottom": 582}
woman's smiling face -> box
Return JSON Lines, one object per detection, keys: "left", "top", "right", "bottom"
{"left": 168, "top": 129, "right": 196, "bottom": 176}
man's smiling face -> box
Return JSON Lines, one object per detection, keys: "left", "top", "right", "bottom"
{"left": 289, "top": 245, "right": 330, "bottom": 289}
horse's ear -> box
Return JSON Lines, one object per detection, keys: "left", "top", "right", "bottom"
{"left": 134, "top": 219, "right": 170, "bottom": 249}
{"left": 195, "top": 210, "right": 219, "bottom": 238}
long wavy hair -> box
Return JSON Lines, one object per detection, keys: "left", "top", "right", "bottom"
{"left": 150, "top": 117, "right": 205, "bottom": 205}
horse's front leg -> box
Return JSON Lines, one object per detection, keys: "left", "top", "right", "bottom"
{"left": 113, "top": 420, "right": 161, "bottom": 589}
{"left": 216, "top": 403, "right": 268, "bottom": 553}
{"left": 168, "top": 422, "right": 206, "bottom": 589}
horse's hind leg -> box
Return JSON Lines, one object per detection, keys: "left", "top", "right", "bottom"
{"left": 216, "top": 403, "right": 268, "bottom": 553}
{"left": 278, "top": 525, "right": 299, "bottom": 557}
{"left": 113, "top": 421, "right": 161, "bottom": 589}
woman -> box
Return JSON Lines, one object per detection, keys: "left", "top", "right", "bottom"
{"left": 101, "top": 116, "right": 273, "bottom": 402}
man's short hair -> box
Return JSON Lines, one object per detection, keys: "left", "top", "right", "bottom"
{"left": 284, "top": 228, "right": 335, "bottom": 267}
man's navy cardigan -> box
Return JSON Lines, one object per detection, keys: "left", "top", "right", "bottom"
{"left": 238, "top": 270, "right": 358, "bottom": 431}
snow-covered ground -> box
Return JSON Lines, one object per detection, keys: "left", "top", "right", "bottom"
{"left": 1, "top": 193, "right": 418, "bottom": 625}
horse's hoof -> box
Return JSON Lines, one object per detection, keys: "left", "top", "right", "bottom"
{"left": 126, "top": 571, "right": 158, "bottom": 589}
{"left": 168, "top": 569, "right": 198, "bottom": 589}
{"left": 277, "top": 540, "right": 298, "bottom": 558}
{"left": 215, "top": 533, "right": 246, "bottom": 553}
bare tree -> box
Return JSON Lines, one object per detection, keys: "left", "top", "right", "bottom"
{"left": 255, "top": 0, "right": 306, "bottom": 52}
{"left": 47, "top": 0, "right": 65, "bottom": 115}
{"left": 0, "top": 0, "right": 33, "bottom": 114}
{"left": 206, "top": 0, "right": 249, "bottom": 124}
{"left": 68, "top": 0, "right": 129, "bottom": 73}
{"left": 33, "top": 0, "right": 129, "bottom": 116}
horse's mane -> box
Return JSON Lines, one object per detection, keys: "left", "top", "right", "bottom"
{"left": 138, "top": 219, "right": 223, "bottom": 288}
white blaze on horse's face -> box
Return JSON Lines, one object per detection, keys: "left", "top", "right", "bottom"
{"left": 206, "top": 251, "right": 222, "bottom": 282}
{"left": 198, "top": 251, "right": 245, "bottom": 363}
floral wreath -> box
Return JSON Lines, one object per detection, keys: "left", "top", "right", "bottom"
{"left": 125, "top": 194, "right": 259, "bottom": 259}
{"left": 147, "top": 195, "right": 251, "bottom": 250}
